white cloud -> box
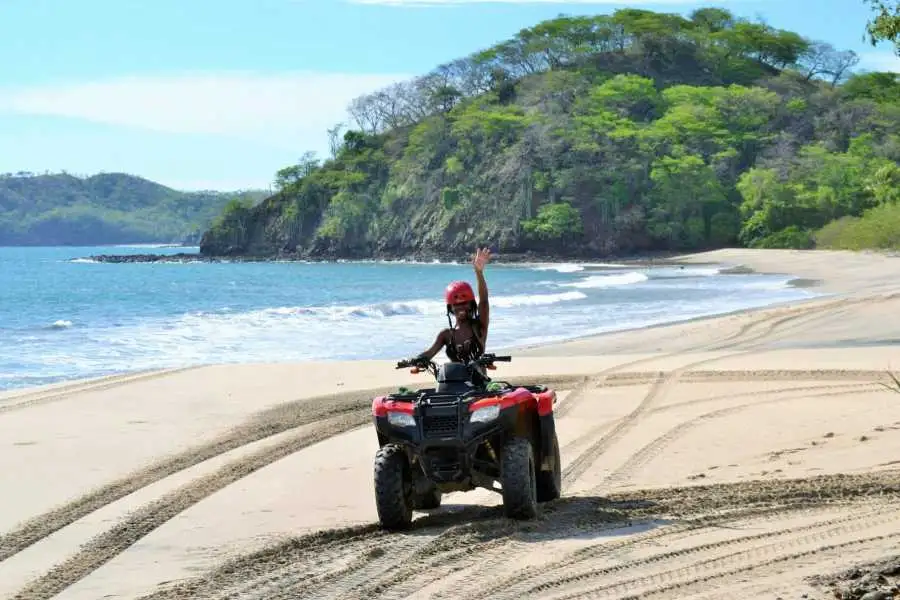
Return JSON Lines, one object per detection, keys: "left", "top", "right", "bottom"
{"left": 0, "top": 71, "right": 412, "bottom": 149}
{"left": 857, "top": 51, "right": 900, "bottom": 73}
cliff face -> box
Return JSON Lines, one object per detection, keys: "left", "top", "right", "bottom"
{"left": 199, "top": 8, "right": 900, "bottom": 260}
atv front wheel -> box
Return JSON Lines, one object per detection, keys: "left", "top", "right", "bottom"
{"left": 537, "top": 432, "right": 561, "bottom": 502}
{"left": 500, "top": 437, "right": 538, "bottom": 519}
{"left": 374, "top": 443, "right": 413, "bottom": 530}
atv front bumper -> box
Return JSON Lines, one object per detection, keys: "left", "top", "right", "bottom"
{"left": 374, "top": 403, "right": 557, "bottom": 485}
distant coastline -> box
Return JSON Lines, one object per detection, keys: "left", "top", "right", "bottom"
{"left": 79, "top": 248, "right": 728, "bottom": 266}
{"left": 71, "top": 248, "right": 823, "bottom": 289}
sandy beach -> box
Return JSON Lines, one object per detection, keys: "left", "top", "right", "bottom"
{"left": 2, "top": 247, "right": 900, "bottom": 600}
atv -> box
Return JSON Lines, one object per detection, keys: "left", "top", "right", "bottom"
{"left": 370, "top": 352, "right": 562, "bottom": 531}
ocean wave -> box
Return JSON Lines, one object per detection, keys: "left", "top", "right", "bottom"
{"left": 190, "top": 290, "right": 589, "bottom": 323}
{"left": 581, "top": 262, "right": 630, "bottom": 268}
{"left": 528, "top": 261, "right": 636, "bottom": 272}
{"left": 530, "top": 263, "right": 585, "bottom": 273}
{"left": 735, "top": 278, "right": 791, "bottom": 290}
{"left": 647, "top": 266, "right": 723, "bottom": 278}
{"left": 48, "top": 320, "right": 73, "bottom": 329}
{"left": 560, "top": 272, "right": 649, "bottom": 289}
{"left": 639, "top": 274, "right": 792, "bottom": 292}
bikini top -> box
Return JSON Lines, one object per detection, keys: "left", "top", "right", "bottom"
{"left": 444, "top": 320, "right": 485, "bottom": 363}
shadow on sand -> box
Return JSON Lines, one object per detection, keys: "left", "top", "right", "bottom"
{"left": 401, "top": 494, "right": 671, "bottom": 543}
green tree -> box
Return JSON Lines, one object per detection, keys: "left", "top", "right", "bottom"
{"left": 521, "top": 202, "right": 583, "bottom": 242}
{"left": 863, "top": 0, "right": 900, "bottom": 53}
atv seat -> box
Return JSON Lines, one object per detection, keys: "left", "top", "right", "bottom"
{"left": 436, "top": 362, "right": 476, "bottom": 394}
{"left": 437, "top": 380, "right": 475, "bottom": 394}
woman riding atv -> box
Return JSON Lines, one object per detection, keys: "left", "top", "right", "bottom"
{"left": 416, "top": 247, "right": 491, "bottom": 364}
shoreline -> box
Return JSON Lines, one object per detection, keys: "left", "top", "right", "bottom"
{"left": 2, "top": 249, "right": 849, "bottom": 396}
{"left": 504, "top": 291, "right": 831, "bottom": 356}
{"left": 4, "top": 248, "right": 895, "bottom": 395}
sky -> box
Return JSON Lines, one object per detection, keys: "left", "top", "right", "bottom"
{"left": 0, "top": 0, "right": 898, "bottom": 192}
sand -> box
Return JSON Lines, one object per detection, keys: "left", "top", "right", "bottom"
{"left": 2, "top": 247, "right": 900, "bottom": 600}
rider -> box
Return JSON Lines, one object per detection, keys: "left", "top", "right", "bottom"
{"left": 415, "top": 247, "right": 491, "bottom": 364}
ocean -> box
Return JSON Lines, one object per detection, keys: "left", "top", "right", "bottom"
{"left": 0, "top": 245, "right": 823, "bottom": 391}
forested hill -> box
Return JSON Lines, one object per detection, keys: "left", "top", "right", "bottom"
{"left": 0, "top": 172, "right": 267, "bottom": 246}
{"left": 199, "top": 7, "right": 900, "bottom": 260}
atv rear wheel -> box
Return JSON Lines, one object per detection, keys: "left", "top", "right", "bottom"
{"left": 537, "top": 432, "right": 561, "bottom": 502}
{"left": 374, "top": 443, "right": 413, "bottom": 530}
{"left": 500, "top": 437, "right": 538, "bottom": 520}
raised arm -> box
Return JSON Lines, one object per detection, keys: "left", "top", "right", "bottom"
{"left": 473, "top": 247, "right": 491, "bottom": 335}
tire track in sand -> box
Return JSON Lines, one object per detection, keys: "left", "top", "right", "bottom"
{"left": 208, "top": 502, "right": 629, "bottom": 600}
{"left": 0, "top": 365, "right": 203, "bottom": 414}
{"left": 696, "top": 294, "right": 873, "bottom": 353}
{"left": 7, "top": 410, "right": 373, "bottom": 600}
{"left": 556, "top": 297, "right": 861, "bottom": 484}
{"left": 147, "top": 470, "right": 900, "bottom": 600}
{"left": 551, "top": 517, "right": 900, "bottom": 600}
{"left": 560, "top": 371, "right": 667, "bottom": 487}
{"left": 0, "top": 387, "right": 373, "bottom": 564}
{"left": 358, "top": 503, "right": 754, "bottom": 600}
{"left": 560, "top": 354, "right": 729, "bottom": 488}
{"left": 559, "top": 379, "right": 875, "bottom": 463}
{"left": 598, "top": 384, "right": 888, "bottom": 490}
{"left": 619, "top": 534, "right": 899, "bottom": 600}
{"left": 348, "top": 502, "right": 644, "bottom": 600}
{"left": 606, "top": 370, "right": 894, "bottom": 386}
{"left": 465, "top": 471, "right": 900, "bottom": 600}
{"left": 140, "top": 505, "right": 515, "bottom": 600}
{"left": 213, "top": 529, "right": 448, "bottom": 600}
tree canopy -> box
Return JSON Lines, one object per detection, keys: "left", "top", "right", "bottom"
{"left": 0, "top": 172, "right": 266, "bottom": 246}
{"left": 199, "top": 6, "right": 900, "bottom": 259}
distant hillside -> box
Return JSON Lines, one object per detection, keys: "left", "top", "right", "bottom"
{"left": 198, "top": 6, "right": 900, "bottom": 260}
{"left": 0, "top": 172, "right": 268, "bottom": 246}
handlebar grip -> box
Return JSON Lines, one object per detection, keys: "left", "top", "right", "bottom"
{"left": 494, "top": 355, "right": 512, "bottom": 362}
{"left": 396, "top": 357, "right": 427, "bottom": 369}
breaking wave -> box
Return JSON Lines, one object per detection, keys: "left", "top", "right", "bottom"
{"left": 560, "top": 272, "right": 649, "bottom": 289}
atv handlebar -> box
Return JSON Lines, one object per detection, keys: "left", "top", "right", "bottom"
{"left": 482, "top": 353, "right": 511, "bottom": 363}
{"left": 395, "top": 356, "right": 433, "bottom": 370}
{"left": 395, "top": 353, "right": 511, "bottom": 372}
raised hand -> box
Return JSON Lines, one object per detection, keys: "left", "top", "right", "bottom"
{"left": 472, "top": 247, "right": 491, "bottom": 273}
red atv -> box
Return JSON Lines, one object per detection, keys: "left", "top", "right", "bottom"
{"left": 371, "top": 353, "right": 562, "bottom": 531}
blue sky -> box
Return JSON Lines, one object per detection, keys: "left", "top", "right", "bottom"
{"left": 0, "top": 0, "right": 897, "bottom": 192}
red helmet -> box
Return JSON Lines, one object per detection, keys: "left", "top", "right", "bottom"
{"left": 445, "top": 280, "right": 475, "bottom": 305}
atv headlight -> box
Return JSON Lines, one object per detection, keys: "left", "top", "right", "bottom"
{"left": 387, "top": 411, "right": 416, "bottom": 428}
{"left": 470, "top": 404, "right": 500, "bottom": 424}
